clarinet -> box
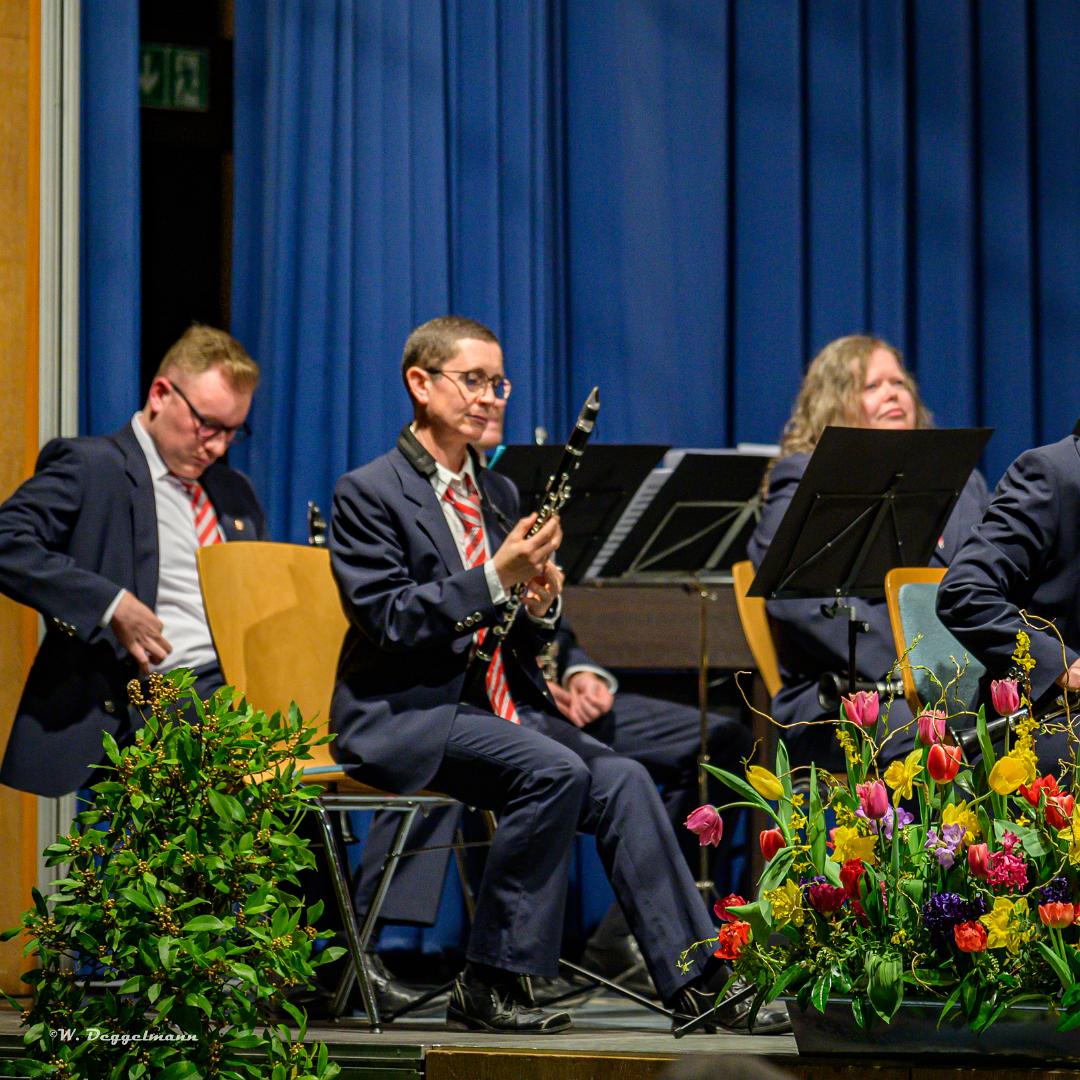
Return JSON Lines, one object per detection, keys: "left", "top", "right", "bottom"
{"left": 473, "top": 387, "right": 600, "bottom": 663}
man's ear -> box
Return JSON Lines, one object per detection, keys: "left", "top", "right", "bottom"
{"left": 145, "top": 376, "right": 171, "bottom": 417}
{"left": 405, "top": 366, "right": 431, "bottom": 407}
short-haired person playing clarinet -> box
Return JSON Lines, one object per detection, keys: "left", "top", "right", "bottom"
{"left": 328, "top": 316, "right": 789, "bottom": 1034}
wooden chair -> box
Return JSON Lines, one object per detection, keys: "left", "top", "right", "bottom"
{"left": 884, "top": 566, "right": 985, "bottom": 717}
{"left": 731, "top": 560, "right": 782, "bottom": 698}
{"left": 197, "top": 541, "right": 460, "bottom": 1030}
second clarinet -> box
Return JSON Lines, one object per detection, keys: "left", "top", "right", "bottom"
{"left": 473, "top": 387, "right": 600, "bottom": 663}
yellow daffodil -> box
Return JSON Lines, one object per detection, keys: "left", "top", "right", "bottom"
{"left": 941, "top": 800, "right": 980, "bottom": 845}
{"left": 988, "top": 753, "right": 1029, "bottom": 795}
{"left": 980, "top": 896, "right": 1031, "bottom": 954}
{"left": 764, "top": 879, "right": 805, "bottom": 928}
{"left": 829, "top": 825, "right": 878, "bottom": 866}
{"left": 1059, "top": 803, "right": 1080, "bottom": 867}
{"left": 883, "top": 748, "right": 923, "bottom": 805}
{"left": 746, "top": 765, "right": 785, "bottom": 801}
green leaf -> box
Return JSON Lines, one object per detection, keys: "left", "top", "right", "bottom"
{"left": 185, "top": 991, "right": 213, "bottom": 1017}
{"left": 757, "top": 844, "right": 797, "bottom": 894}
{"left": 1037, "top": 941, "right": 1074, "bottom": 991}
{"left": 225, "top": 1033, "right": 264, "bottom": 1048}
{"left": 726, "top": 899, "right": 772, "bottom": 944}
{"left": 1057, "top": 1010, "right": 1080, "bottom": 1033}
{"left": 700, "top": 763, "right": 774, "bottom": 816}
{"left": 182, "top": 916, "right": 226, "bottom": 933}
{"left": 158, "top": 1062, "right": 203, "bottom": 1080}
{"left": 102, "top": 730, "right": 121, "bottom": 766}
{"left": 119, "top": 887, "right": 154, "bottom": 913}
{"left": 865, "top": 952, "right": 903, "bottom": 1022}
{"left": 208, "top": 788, "right": 246, "bottom": 823}
{"left": 993, "top": 818, "right": 1048, "bottom": 858}
{"left": 810, "top": 971, "right": 833, "bottom": 1014}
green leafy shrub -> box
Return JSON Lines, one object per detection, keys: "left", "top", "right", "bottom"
{"left": 5, "top": 670, "right": 344, "bottom": 1078}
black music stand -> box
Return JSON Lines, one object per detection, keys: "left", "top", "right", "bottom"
{"left": 600, "top": 451, "right": 772, "bottom": 581}
{"left": 596, "top": 450, "right": 773, "bottom": 899}
{"left": 492, "top": 444, "right": 668, "bottom": 582}
{"left": 750, "top": 426, "right": 992, "bottom": 694}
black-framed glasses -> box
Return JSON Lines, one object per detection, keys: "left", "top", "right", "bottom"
{"left": 427, "top": 368, "right": 512, "bottom": 401}
{"left": 168, "top": 380, "right": 251, "bottom": 443}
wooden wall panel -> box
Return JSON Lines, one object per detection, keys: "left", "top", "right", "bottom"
{"left": 0, "top": 0, "right": 38, "bottom": 1000}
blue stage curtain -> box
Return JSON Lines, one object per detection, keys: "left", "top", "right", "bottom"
{"left": 231, "top": 0, "right": 567, "bottom": 542}
{"left": 79, "top": 0, "right": 140, "bottom": 437}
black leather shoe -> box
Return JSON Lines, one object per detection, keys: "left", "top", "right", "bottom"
{"left": 670, "top": 977, "right": 792, "bottom": 1036}
{"left": 581, "top": 931, "right": 657, "bottom": 999}
{"left": 447, "top": 971, "right": 572, "bottom": 1033}
{"left": 361, "top": 952, "right": 448, "bottom": 1019}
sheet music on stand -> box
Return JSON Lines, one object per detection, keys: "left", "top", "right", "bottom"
{"left": 592, "top": 448, "right": 775, "bottom": 582}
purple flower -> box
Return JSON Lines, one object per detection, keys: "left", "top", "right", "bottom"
{"left": 857, "top": 802, "right": 914, "bottom": 840}
{"left": 922, "top": 892, "right": 987, "bottom": 948}
{"left": 925, "top": 823, "right": 965, "bottom": 870}
{"left": 1040, "top": 877, "right": 1072, "bottom": 905}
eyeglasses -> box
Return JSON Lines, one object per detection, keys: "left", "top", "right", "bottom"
{"left": 168, "top": 380, "right": 251, "bottom": 443}
{"left": 427, "top": 368, "right": 512, "bottom": 401}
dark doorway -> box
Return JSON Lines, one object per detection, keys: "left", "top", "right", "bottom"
{"left": 139, "top": 0, "right": 233, "bottom": 392}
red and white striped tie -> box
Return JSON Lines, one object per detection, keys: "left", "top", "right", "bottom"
{"left": 180, "top": 479, "right": 224, "bottom": 547}
{"left": 443, "top": 476, "right": 520, "bottom": 724}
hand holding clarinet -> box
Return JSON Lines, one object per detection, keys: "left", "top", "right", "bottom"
{"left": 475, "top": 388, "right": 600, "bottom": 662}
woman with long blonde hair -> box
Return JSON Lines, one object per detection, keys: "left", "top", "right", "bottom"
{"left": 747, "top": 335, "right": 988, "bottom": 768}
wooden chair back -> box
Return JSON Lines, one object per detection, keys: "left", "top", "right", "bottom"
{"left": 731, "top": 560, "right": 782, "bottom": 698}
{"left": 197, "top": 542, "right": 348, "bottom": 769}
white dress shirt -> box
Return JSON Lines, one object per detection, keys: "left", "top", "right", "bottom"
{"left": 99, "top": 416, "right": 221, "bottom": 672}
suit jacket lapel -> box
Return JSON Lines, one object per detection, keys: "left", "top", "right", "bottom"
{"left": 201, "top": 467, "right": 256, "bottom": 540}
{"left": 113, "top": 424, "right": 159, "bottom": 609}
{"left": 393, "top": 450, "right": 457, "bottom": 576}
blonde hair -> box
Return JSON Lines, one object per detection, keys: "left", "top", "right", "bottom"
{"left": 777, "top": 334, "right": 931, "bottom": 457}
{"left": 762, "top": 335, "right": 931, "bottom": 493}
{"left": 155, "top": 324, "right": 260, "bottom": 393}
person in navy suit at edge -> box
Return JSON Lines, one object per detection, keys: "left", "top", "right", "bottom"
{"left": 327, "top": 315, "right": 790, "bottom": 1034}
{"left": 0, "top": 324, "right": 266, "bottom": 798}
{"left": 746, "top": 335, "right": 990, "bottom": 771}
{"left": 937, "top": 435, "right": 1080, "bottom": 774}
{"left": 349, "top": 397, "right": 756, "bottom": 1009}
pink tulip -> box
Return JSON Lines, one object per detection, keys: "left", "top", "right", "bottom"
{"left": 967, "top": 842, "right": 989, "bottom": 880}
{"left": 685, "top": 805, "right": 724, "bottom": 846}
{"left": 841, "top": 690, "right": 880, "bottom": 728}
{"left": 916, "top": 709, "right": 947, "bottom": 745}
{"left": 857, "top": 779, "right": 890, "bottom": 820}
{"left": 759, "top": 827, "right": 786, "bottom": 862}
{"left": 927, "top": 743, "right": 962, "bottom": 783}
{"left": 990, "top": 678, "right": 1020, "bottom": 717}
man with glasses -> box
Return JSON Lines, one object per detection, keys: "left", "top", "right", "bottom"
{"left": 0, "top": 323, "right": 265, "bottom": 797}
{"left": 329, "top": 315, "right": 778, "bottom": 1034}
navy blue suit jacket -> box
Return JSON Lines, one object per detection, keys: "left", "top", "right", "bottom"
{"left": 938, "top": 436, "right": 1080, "bottom": 702}
{"left": 747, "top": 452, "right": 989, "bottom": 762}
{"left": 328, "top": 432, "right": 559, "bottom": 795}
{"left": 0, "top": 423, "right": 265, "bottom": 796}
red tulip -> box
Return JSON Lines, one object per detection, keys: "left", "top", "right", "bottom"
{"left": 713, "top": 920, "right": 751, "bottom": 960}
{"left": 954, "top": 920, "right": 988, "bottom": 952}
{"left": 1020, "top": 774, "right": 1061, "bottom": 807}
{"left": 685, "top": 805, "right": 724, "bottom": 846}
{"left": 1039, "top": 902, "right": 1076, "bottom": 929}
{"left": 759, "top": 827, "right": 786, "bottom": 862}
{"left": 841, "top": 690, "right": 879, "bottom": 728}
{"left": 713, "top": 894, "right": 747, "bottom": 923}
{"left": 927, "top": 743, "right": 962, "bottom": 783}
{"left": 840, "top": 859, "right": 866, "bottom": 900}
{"left": 990, "top": 678, "right": 1020, "bottom": 716}
{"left": 916, "top": 709, "right": 946, "bottom": 745}
{"left": 807, "top": 881, "right": 846, "bottom": 916}
{"left": 967, "top": 842, "right": 989, "bottom": 880}
{"left": 1046, "top": 793, "right": 1075, "bottom": 831}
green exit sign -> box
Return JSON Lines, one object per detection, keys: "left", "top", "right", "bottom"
{"left": 139, "top": 43, "right": 209, "bottom": 112}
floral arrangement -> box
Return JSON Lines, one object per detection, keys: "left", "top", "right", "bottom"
{"left": 683, "top": 631, "right": 1080, "bottom": 1033}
